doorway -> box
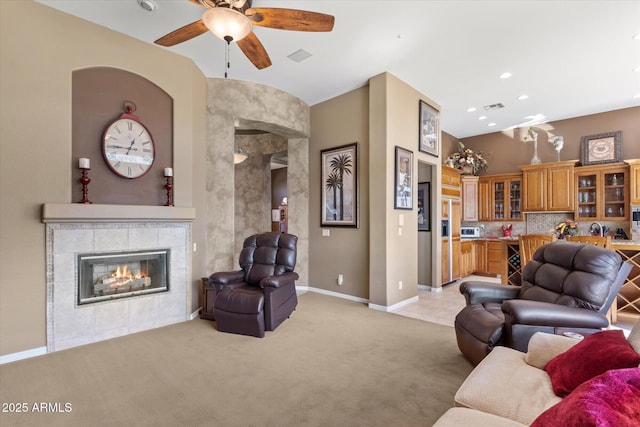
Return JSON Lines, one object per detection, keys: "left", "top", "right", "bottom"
{"left": 418, "top": 162, "right": 434, "bottom": 286}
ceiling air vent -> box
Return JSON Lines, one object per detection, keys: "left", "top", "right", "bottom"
{"left": 287, "top": 49, "right": 312, "bottom": 63}
{"left": 483, "top": 103, "right": 505, "bottom": 111}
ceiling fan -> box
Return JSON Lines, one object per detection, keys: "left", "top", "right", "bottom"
{"left": 154, "top": 0, "right": 335, "bottom": 70}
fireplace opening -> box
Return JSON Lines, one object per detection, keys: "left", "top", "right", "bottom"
{"left": 77, "top": 249, "right": 170, "bottom": 305}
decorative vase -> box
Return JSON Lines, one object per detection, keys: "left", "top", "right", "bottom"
{"left": 530, "top": 140, "right": 541, "bottom": 164}
{"left": 462, "top": 165, "right": 474, "bottom": 175}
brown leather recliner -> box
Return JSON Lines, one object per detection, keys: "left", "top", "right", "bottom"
{"left": 454, "top": 241, "right": 631, "bottom": 365}
{"left": 209, "top": 232, "right": 299, "bottom": 338}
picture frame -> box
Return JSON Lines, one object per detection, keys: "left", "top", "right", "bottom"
{"left": 418, "top": 182, "right": 430, "bottom": 231}
{"left": 394, "top": 146, "right": 413, "bottom": 210}
{"left": 580, "top": 131, "right": 622, "bottom": 166}
{"left": 321, "top": 142, "right": 358, "bottom": 227}
{"left": 419, "top": 100, "right": 439, "bottom": 157}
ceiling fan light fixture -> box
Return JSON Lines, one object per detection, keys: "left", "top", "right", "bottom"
{"left": 202, "top": 7, "right": 252, "bottom": 42}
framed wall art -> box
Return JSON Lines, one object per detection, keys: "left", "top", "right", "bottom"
{"left": 394, "top": 146, "right": 413, "bottom": 210}
{"left": 321, "top": 142, "right": 358, "bottom": 227}
{"left": 418, "top": 182, "right": 430, "bottom": 231}
{"left": 419, "top": 100, "right": 439, "bottom": 157}
{"left": 580, "top": 131, "right": 622, "bottom": 165}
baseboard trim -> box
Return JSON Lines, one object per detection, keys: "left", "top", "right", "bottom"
{"left": 1, "top": 346, "right": 47, "bottom": 365}
{"left": 369, "top": 295, "right": 419, "bottom": 312}
{"left": 189, "top": 309, "right": 200, "bottom": 320}
{"left": 300, "top": 286, "right": 369, "bottom": 304}
{"left": 418, "top": 284, "right": 443, "bottom": 293}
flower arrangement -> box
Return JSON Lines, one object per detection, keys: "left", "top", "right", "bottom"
{"left": 523, "top": 127, "right": 538, "bottom": 144}
{"left": 445, "top": 142, "right": 488, "bottom": 175}
{"left": 555, "top": 219, "right": 579, "bottom": 238}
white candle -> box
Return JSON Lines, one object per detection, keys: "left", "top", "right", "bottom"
{"left": 79, "top": 158, "right": 90, "bottom": 169}
{"left": 164, "top": 167, "right": 173, "bottom": 177}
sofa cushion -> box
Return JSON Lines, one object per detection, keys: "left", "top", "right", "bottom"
{"left": 525, "top": 332, "right": 580, "bottom": 370}
{"left": 531, "top": 368, "right": 640, "bottom": 427}
{"left": 545, "top": 329, "right": 640, "bottom": 397}
{"left": 433, "top": 408, "right": 527, "bottom": 427}
{"left": 455, "top": 346, "right": 561, "bottom": 426}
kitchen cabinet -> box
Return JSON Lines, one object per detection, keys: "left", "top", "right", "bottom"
{"left": 461, "top": 176, "right": 479, "bottom": 221}
{"left": 521, "top": 161, "right": 577, "bottom": 212}
{"left": 575, "top": 163, "right": 629, "bottom": 221}
{"left": 442, "top": 166, "right": 462, "bottom": 199}
{"left": 487, "top": 240, "right": 506, "bottom": 279}
{"left": 477, "top": 174, "right": 522, "bottom": 221}
{"left": 478, "top": 177, "right": 492, "bottom": 221}
{"left": 461, "top": 240, "right": 475, "bottom": 276}
{"left": 627, "top": 159, "right": 640, "bottom": 205}
{"left": 471, "top": 239, "right": 505, "bottom": 280}
{"left": 474, "top": 240, "right": 487, "bottom": 273}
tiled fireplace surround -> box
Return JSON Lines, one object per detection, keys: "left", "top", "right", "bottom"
{"left": 43, "top": 204, "right": 195, "bottom": 352}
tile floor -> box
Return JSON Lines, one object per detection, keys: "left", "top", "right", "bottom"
{"left": 391, "top": 275, "right": 498, "bottom": 327}
{"left": 392, "top": 275, "right": 635, "bottom": 333}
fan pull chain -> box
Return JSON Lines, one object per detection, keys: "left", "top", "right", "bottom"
{"left": 224, "top": 36, "right": 233, "bottom": 79}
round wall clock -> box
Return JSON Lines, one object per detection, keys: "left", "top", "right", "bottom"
{"left": 102, "top": 101, "right": 155, "bottom": 179}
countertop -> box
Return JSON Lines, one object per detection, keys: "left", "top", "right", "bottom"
{"left": 460, "top": 237, "right": 640, "bottom": 247}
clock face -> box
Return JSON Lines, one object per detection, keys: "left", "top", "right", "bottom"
{"left": 102, "top": 117, "right": 155, "bottom": 179}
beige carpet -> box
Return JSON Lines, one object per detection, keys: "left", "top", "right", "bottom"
{"left": 0, "top": 292, "right": 473, "bottom": 427}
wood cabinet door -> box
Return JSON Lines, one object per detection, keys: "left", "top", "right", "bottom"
{"left": 478, "top": 178, "right": 491, "bottom": 221}
{"left": 461, "top": 176, "right": 479, "bottom": 221}
{"left": 632, "top": 165, "right": 640, "bottom": 205}
{"left": 451, "top": 200, "right": 461, "bottom": 238}
{"left": 452, "top": 238, "right": 461, "bottom": 280}
{"left": 523, "top": 168, "right": 546, "bottom": 211}
{"left": 442, "top": 238, "right": 450, "bottom": 284}
{"left": 547, "top": 166, "right": 574, "bottom": 211}
{"left": 474, "top": 240, "right": 487, "bottom": 273}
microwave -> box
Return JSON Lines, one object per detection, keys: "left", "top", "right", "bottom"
{"left": 461, "top": 227, "right": 481, "bottom": 238}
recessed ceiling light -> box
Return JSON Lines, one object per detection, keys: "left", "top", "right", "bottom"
{"left": 634, "top": 33, "right": 640, "bottom": 40}
{"left": 488, "top": 122, "right": 496, "bottom": 127}
{"left": 467, "top": 107, "right": 477, "bottom": 113}
{"left": 499, "top": 72, "right": 512, "bottom": 79}
{"left": 478, "top": 116, "right": 487, "bottom": 120}
{"left": 634, "top": 65, "right": 640, "bottom": 72}
{"left": 517, "top": 94, "right": 529, "bottom": 100}
{"left": 634, "top": 93, "right": 640, "bottom": 99}
{"left": 137, "top": 0, "right": 158, "bottom": 12}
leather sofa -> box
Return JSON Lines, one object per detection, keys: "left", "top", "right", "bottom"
{"left": 434, "top": 322, "right": 640, "bottom": 426}
{"left": 455, "top": 241, "right": 631, "bottom": 365}
{"left": 209, "top": 232, "right": 299, "bottom": 338}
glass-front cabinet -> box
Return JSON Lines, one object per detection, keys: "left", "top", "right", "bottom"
{"left": 478, "top": 174, "right": 523, "bottom": 221}
{"left": 575, "top": 164, "right": 629, "bottom": 221}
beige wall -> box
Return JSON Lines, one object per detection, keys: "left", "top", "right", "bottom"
{"left": 310, "top": 74, "right": 443, "bottom": 305}
{"left": 309, "top": 86, "right": 370, "bottom": 298}
{"left": 456, "top": 107, "right": 640, "bottom": 175}
{"left": 0, "top": 1, "right": 208, "bottom": 356}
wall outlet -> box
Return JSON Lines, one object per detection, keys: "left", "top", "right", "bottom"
{"left": 399, "top": 280, "right": 403, "bottom": 290}
{"left": 337, "top": 274, "right": 344, "bottom": 285}
{"left": 193, "top": 243, "right": 197, "bottom": 252}
{"left": 322, "top": 229, "right": 330, "bottom": 237}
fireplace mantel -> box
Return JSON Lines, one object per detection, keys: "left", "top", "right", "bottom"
{"left": 42, "top": 203, "right": 195, "bottom": 223}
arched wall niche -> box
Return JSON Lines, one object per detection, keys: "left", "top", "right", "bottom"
{"left": 206, "top": 78, "right": 310, "bottom": 285}
{"left": 72, "top": 67, "right": 173, "bottom": 205}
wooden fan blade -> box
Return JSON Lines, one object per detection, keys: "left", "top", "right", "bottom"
{"left": 246, "top": 8, "right": 335, "bottom": 32}
{"left": 187, "top": 0, "right": 206, "bottom": 7}
{"left": 237, "top": 32, "right": 272, "bottom": 69}
{"left": 155, "top": 20, "right": 208, "bottom": 47}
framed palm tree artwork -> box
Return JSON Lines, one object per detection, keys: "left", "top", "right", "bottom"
{"left": 321, "top": 143, "right": 358, "bottom": 227}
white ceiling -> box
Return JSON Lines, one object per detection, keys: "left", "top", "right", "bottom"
{"left": 36, "top": 0, "right": 640, "bottom": 138}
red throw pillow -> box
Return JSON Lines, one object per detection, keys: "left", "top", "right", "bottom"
{"left": 545, "top": 329, "right": 640, "bottom": 397}
{"left": 532, "top": 368, "right": 640, "bottom": 427}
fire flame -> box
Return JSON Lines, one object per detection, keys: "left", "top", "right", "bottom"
{"left": 109, "top": 265, "right": 142, "bottom": 288}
